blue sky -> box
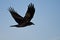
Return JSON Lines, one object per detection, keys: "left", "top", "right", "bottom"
{"left": 0, "top": 0, "right": 60, "bottom": 40}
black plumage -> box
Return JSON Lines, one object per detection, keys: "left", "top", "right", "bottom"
{"left": 9, "top": 3, "right": 35, "bottom": 27}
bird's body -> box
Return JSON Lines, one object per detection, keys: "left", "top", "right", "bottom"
{"left": 9, "top": 3, "right": 35, "bottom": 27}
{"left": 11, "top": 22, "right": 34, "bottom": 27}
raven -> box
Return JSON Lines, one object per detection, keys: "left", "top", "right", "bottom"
{"left": 9, "top": 3, "right": 35, "bottom": 27}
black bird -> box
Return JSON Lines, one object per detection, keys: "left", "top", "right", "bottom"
{"left": 9, "top": 3, "right": 35, "bottom": 27}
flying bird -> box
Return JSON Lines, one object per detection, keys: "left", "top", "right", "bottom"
{"left": 8, "top": 3, "right": 35, "bottom": 27}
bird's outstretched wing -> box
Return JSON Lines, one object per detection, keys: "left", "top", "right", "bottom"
{"left": 24, "top": 3, "right": 35, "bottom": 22}
{"left": 8, "top": 7, "right": 23, "bottom": 24}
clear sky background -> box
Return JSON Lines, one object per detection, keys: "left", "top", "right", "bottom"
{"left": 0, "top": 0, "right": 60, "bottom": 40}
